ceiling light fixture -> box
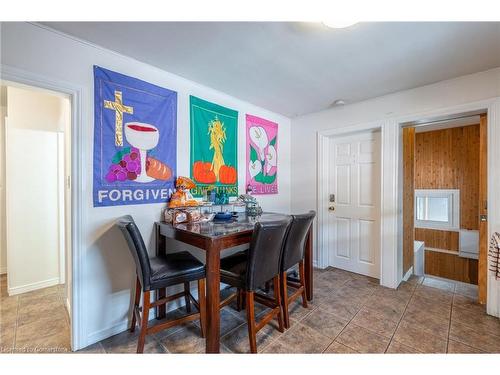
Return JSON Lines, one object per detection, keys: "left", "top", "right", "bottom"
{"left": 332, "top": 99, "right": 346, "bottom": 106}
{"left": 322, "top": 20, "right": 358, "bottom": 29}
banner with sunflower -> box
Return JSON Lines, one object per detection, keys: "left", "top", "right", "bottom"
{"left": 189, "top": 96, "right": 238, "bottom": 197}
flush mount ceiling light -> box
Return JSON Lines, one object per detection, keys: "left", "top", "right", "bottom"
{"left": 332, "top": 99, "right": 346, "bottom": 106}
{"left": 322, "top": 19, "right": 358, "bottom": 29}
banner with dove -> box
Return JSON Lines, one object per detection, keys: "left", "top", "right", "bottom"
{"left": 246, "top": 114, "right": 278, "bottom": 194}
{"left": 93, "top": 66, "right": 177, "bottom": 207}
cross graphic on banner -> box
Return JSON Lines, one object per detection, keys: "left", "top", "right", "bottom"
{"left": 104, "top": 90, "right": 134, "bottom": 146}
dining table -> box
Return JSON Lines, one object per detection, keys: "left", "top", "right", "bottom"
{"left": 154, "top": 212, "right": 314, "bottom": 353}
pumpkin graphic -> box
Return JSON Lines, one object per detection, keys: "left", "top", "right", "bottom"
{"left": 193, "top": 161, "right": 216, "bottom": 184}
{"left": 219, "top": 165, "right": 237, "bottom": 185}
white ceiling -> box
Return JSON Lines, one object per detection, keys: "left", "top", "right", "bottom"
{"left": 42, "top": 22, "right": 500, "bottom": 117}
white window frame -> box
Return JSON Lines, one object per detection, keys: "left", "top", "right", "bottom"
{"left": 414, "top": 189, "right": 460, "bottom": 231}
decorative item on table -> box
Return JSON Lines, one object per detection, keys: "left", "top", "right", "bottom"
{"left": 168, "top": 176, "right": 199, "bottom": 208}
{"left": 238, "top": 194, "right": 263, "bottom": 217}
{"left": 199, "top": 212, "right": 216, "bottom": 222}
{"left": 215, "top": 190, "right": 229, "bottom": 205}
{"left": 203, "top": 185, "right": 216, "bottom": 204}
{"left": 172, "top": 209, "right": 202, "bottom": 224}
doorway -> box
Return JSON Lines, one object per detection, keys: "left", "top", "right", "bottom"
{"left": 327, "top": 130, "right": 381, "bottom": 279}
{"left": 0, "top": 83, "right": 72, "bottom": 352}
{"left": 401, "top": 113, "right": 488, "bottom": 303}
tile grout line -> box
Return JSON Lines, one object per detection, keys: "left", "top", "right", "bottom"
{"left": 262, "top": 273, "right": 354, "bottom": 353}
{"left": 383, "top": 280, "right": 419, "bottom": 353}
{"left": 259, "top": 272, "right": 352, "bottom": 353}
{"left": 446, "top": 291, "right": 457, "bottom": 353}
{"left": 321, "top": 278, "right": 378, "bottom": 353}
{"left": 13, "top": 295, "right": 19, "bottom": 353}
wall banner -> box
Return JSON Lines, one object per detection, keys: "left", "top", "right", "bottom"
{"left": 246, "top": 114, "right": 278, "bottom": 194}
{"left": 190, "top": 96, "right": 238, "bottom": 197}
{"left": 93, "top": 66, "right": 177, "bottom": 207}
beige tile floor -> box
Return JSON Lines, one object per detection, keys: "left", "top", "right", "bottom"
{"left": 82, "top": 268, "right": 499, "bottom": 354}
{"left": 0, "top": 273, "right": 71, "bottom": 353}
{"left": 2, "top": 268, "right": 499, "bottom": 354}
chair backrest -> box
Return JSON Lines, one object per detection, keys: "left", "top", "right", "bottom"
{"left": 245, "top": 218, "right": 291, "bottom": 291}
{"left": 281, "top": 211, "right": 316, "bottom": 272}
{"left": 116, "top": 215, "right": 152, "bottom": 291}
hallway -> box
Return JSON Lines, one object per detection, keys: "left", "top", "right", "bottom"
{"left": 0, "top": 274, "right": 70, "bottom": 353}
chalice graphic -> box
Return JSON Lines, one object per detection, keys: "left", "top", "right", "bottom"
{"left": 124, "top": 122, "right": 159, "bottom": 183}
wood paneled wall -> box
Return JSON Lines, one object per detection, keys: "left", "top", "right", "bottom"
{"left": 403, "top": 127, "right": 415, "bottom": 274}
{"left": 425, "top": 250, "right": 478, "bottom": 284}
{"left": 414, "top": 228, "right": 459, "bottom": 252}
{"left": 415, "top": 124, "right": 480, "bottom": 230}
{"left": 414, "top": 124, "right": 480, "bottom": 285}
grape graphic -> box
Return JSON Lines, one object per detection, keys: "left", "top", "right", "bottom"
{"left": 105, "top": 147, "right": 142, "bottom": 183}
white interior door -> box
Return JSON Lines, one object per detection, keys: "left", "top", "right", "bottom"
{"left": 328, "top": 131, "right": 381, "bottom": 278}
{"left": 6, "top": 125, "right": 62, "bottom": 295}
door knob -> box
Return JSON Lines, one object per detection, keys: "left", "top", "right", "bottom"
{"left": 328, "top": 206, "right": 335, "bottom": 211}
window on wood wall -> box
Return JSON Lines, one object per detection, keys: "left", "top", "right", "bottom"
{"left": 415, "top": 189, "right": 460, "bottom": 231}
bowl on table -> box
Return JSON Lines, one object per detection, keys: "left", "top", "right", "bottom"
{"left": 214, "top": 212, "right": 233, "bottom": 221}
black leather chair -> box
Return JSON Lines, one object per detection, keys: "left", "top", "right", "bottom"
{"left": 279, "top": 211, "right": 316, "bottom": 328}
{"left": 218, "top": 218, "right": 291, "bottom": 353}
{"left": 117, "top": 215, "right": 206, "bottom": 353}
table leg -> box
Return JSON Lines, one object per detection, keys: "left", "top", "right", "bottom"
{"left": 205, "top": 242, "right": 221, "bottom": 353}
{"left": 155, "top": 223, "right": 167, "bottom": 319}
{"left": 304, "top": 225, "right": 313, "bottom": 301}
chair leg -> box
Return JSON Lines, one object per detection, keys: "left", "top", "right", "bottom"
{"left": 245, "top": 291, "right": 257, "bottom": 354}
{"left": 273, "top": 276, "right": 285, "bottom": 333}
{"left": 137, "top": 290, "right": 150, "bottom": 353}
{"left": 264, "top": 281, "right": 271, "bottom": 293}
{"left": 184, "top": 282, "right": 192, "bottom": 313}
{"left": 299, "top": 260, "right": 308, "bottom": 308}
{"left": 197, "top": 278, "right": 206, "bottom": 338}
{"left": 130, "top": 277, "right": 141, "bottom": 333}
{"left": 281, "top": 271, "right": 291, "bottom": 329}
{"left": 236, "top": 288, "right": 243, "bottom": 311}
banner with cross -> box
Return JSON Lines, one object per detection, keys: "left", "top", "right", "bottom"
{"left": 93, "top": 66, "right": 177, "bottom": 207}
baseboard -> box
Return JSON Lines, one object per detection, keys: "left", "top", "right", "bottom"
{"left": 85, "top": 296, "right": 185, "bottom": 348}
{"left": 402, "top": 267, "right": 414, "bottom": 282}
{"left": 0, "top": 266, "right": 7, "bottom": 275}
{"left": 8, "top": 277, "right": 60, "bottom": 296}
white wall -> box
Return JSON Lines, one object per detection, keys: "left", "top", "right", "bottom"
{"left": 0, "top": 104, "right": 6, "bottom": 274}
{"left": 0, "top": 22, "right": 292, "bottom": 347}
{"left": 7, "top": 85, "right": 68, "bottom": 132}
{"left": 291, "top": 67, "right": 500, "bottom": 316}
{"left": 4, "top": 86, "right": 69, "bottom": 295}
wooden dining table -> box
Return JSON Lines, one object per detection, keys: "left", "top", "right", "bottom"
{"left": 154, "top": 212, "right": 313, "bottom": 353}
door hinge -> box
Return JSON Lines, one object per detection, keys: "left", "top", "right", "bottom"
{"left": 67, "top": 176, "right": 71, "bottom": 190}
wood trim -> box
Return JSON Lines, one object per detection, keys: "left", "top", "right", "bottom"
{"left": 478, "top": 114, "right": 488, "bottom": 304}
{"left": 403, "top": 127, "right": 415, "bottom": 274}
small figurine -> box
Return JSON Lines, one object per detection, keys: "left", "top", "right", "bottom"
{"left": 168, "top": 176, "right": 199, "bottom": 208}
{"left": 238, "top": 194, "right": 262, "bottom": 217}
